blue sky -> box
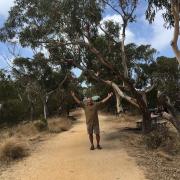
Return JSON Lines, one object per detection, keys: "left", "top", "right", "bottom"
{"left": 0, "top": 0, "right": 176, "bottom": 74}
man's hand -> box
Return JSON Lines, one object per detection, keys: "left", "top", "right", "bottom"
{"left": 71, "top": 91, "right": 75, "bottom": 97}
{"left": 108, "top": 92, "right": 113, "bottom": 98}
{"left": 101, "top": 92, "right": 113, "bottom": 103}
{"left": 71, "top": 91, "right": 81, "bottom": 104}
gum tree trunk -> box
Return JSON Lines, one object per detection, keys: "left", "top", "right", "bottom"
{"left": 115, "top": 91, "right": 123, "bottom": 115}
{"left": 105, "top": 80, "right": 152, "bottom": 133}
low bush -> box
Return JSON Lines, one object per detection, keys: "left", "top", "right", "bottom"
{"left": 143, "top": 128, "right": 180, "bottom": 155}
{"left": 34, "top": 120, "right": 48, "bottom": 132}
{"left": 143, "top": 128, "right": 169, "bottom": 149}
{"left": 48, "top": 118, "right": 71, "bottom": 133}
{"left": 0, "top": 138, "right": 29, "bottom": 162}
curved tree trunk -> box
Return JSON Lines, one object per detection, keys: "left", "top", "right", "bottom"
{"left": 158, "top": 91, "right": 180, "bottom": 133}
{"left": 141, "top": 105, "right": 151, "bottom": 133}
{"left": 162, "top": 112, "right": 180, "bottom": 133}
{"left": 115, "top": 91, "right": 123, "bottom": 115}
{"left": 105, "top": 80, "right": 152, "bottom": 133}
{"left": 141, "top": 92, "right": 147, "bottom": 106}
{"left": 135, "top": 93, "right": 152, "bottom": 133}
{"left": 43, "top": 101, "right": 47, "bottom": 120}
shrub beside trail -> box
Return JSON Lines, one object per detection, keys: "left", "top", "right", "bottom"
{"left": 0, "top": 138, "right": 29, "bottom": 162}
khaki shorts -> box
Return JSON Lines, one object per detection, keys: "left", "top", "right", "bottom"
{"left": 87, "top": 121, "right": 100, "bottom": 134}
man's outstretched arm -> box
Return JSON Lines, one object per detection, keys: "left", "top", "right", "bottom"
{"left": 101, "top": 92, "right": 113, "bottom": 103}
{"left": 71, "top": 91, "right": 82, "bottom": 104}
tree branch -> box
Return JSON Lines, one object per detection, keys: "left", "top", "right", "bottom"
{"left": 105, "top": 80, "right": 139, "bottom": 108}
{"left": 102, "top": 0, "right": 123, "bottom": 16}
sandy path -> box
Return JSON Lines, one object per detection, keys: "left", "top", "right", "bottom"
{"left": 0, "top": 110, "right": 147, "bottom": 180}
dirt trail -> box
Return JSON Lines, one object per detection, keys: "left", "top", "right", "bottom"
{"left": 0, "top": 110, "right": 147, "bottom": 180}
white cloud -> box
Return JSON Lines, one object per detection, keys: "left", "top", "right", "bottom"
{"left": 100, "top": 11, "right": 174, "bottom": 52}
{"left": 0, "top": 0, "right": 14, "bottom": 18}
{"left": 134, "top": 11, "right": 173, "bottom": 51}
{"left": 148, "top": 11, "right": 173, "bottom": 51}
{"left": 125, "top": 30, "right": 135, "bottom": 44}
{"left": 101, "top": 14, "right": 123, "bottom": 24}
{"left": 130, "top": 10, "right": 173, "bottom": 51}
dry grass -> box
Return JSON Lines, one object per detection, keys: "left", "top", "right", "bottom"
{"left": 34, "top": 120, "right": 48, "bottom": 132}
{"left": 48, "top": 118, "right": 72, "bottom": 133}
{"left": 0, "top": 138, "right": 29, "bottom": 162}
{"left": 0, "top": 116, "right": 73, "bottom": 166}
{"left": 112, "top": 114, "right": 180, "bottom": 180}
{"left": 0, "top": 122, "right": 39, "bottom": 140}
{"left": 0, "top": 117, "right": 72, "bottom": 139}
{"left": 15, "top": 122, "right": 39, "bottom": 137}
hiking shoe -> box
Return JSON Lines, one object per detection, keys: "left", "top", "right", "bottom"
{"left": 90, "top": 145, "right": 95, "bottom": 150}
{"left": 97, "top": 145, "right": 102, "bottom": 150}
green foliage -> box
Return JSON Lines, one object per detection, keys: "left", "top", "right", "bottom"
{"left": 0, "top": 70, "right": 17, "bottom": 102}
{"left": 0, "top": 53, "right": 80, "bottom": 125}
{"left": 0, "top": 0, "right": 179, "bottom": 128}
{"left": 146, "top": 0, "right": 173, "bottom": 27}
{"left": 0, "top": 99, "right": 26, "bottom": 125}
{"left": 149, "top": 56, "right": 180, "bottom": 102}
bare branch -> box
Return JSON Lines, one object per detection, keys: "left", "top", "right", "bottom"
{"left": 105, "top": 80, "right": 139, "bottom": 108}
{"left": 102, "top": 0, "right": 123, "bottom": 16}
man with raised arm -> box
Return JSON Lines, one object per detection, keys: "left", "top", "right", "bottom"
{"left": 71, "top": 91, "right": 113, "bottom": 150}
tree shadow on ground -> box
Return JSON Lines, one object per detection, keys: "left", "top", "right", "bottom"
{"left": 103, "top": 127, "right": 141, "bottom": 142}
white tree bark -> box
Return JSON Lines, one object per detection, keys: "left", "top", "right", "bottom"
{"left": 121, "top": 35, "right": 129, "bottom": 78}
{"left": 115, "top": 91, "right": 123, "bottom": 114}
{"left": 43, "top": 102, "right": 47, "bottom": 120}
{"left": 105, "top": 80, "right": 139, "bottom": 108}
{"left": 170, "top": 0, "right": 180, "bottom": 65}
{"left": 43, "top": 94, "right": 49, "bottom": 120}
{"left": 162, "top": 112, "right": 180, "bottom": 133}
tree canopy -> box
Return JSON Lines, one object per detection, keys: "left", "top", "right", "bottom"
{"left": 0, "top": 0, "right": 179, "bottom": 133}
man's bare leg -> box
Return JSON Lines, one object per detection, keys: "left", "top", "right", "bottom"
{"left": 96, "top": 134, "right": 102, "bottom": 149}
{"left": 89, "top": 134, "right": 94, "bottom": 150}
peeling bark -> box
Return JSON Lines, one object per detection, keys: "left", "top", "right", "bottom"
{"left": 162, "top": 112, "right": 180, "bottom": 133}
{"left": 105, "top": 80, "right": 139, "bottom": 108}
{"left": 170, "top": 0, "right": 180, "bottom": 65}
{"left": 104, "top": 80, "right": 152, "bottom": 133}
{"left": 115, "top": 91, "right": 123, "bottom": 114}
{"left": 43, "top": 94, "right": 49, "bottom": 120}
{"left": 43, "top": 101, "right": 47, "bottom": 120}
{"left": 158, "top": 91, "right": 180, "bottom": 133}
{"left": 121, "top": 19, "right": 129, "bottom": 79}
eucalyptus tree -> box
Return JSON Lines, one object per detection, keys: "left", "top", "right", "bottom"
{"left": 146, "top": 0, "right": 180, "bottom": 131}
{"left": 0, "top": 0, "right": 160, "bottom": 133}
{"left": 0, "top": 69, "right": 26, "bottom": 123}
{"left": 0, "top": 70, "right": 21, "bottom": 109}
{"left": 12, "top": 53, "right": 68, "bottom": 120}
{"left": 146, "top": 0, "right": 180, "bottom": 65}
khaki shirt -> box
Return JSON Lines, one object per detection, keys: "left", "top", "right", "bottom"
{"left": 80, "top": 102, "right": 103, "bottom": 126}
